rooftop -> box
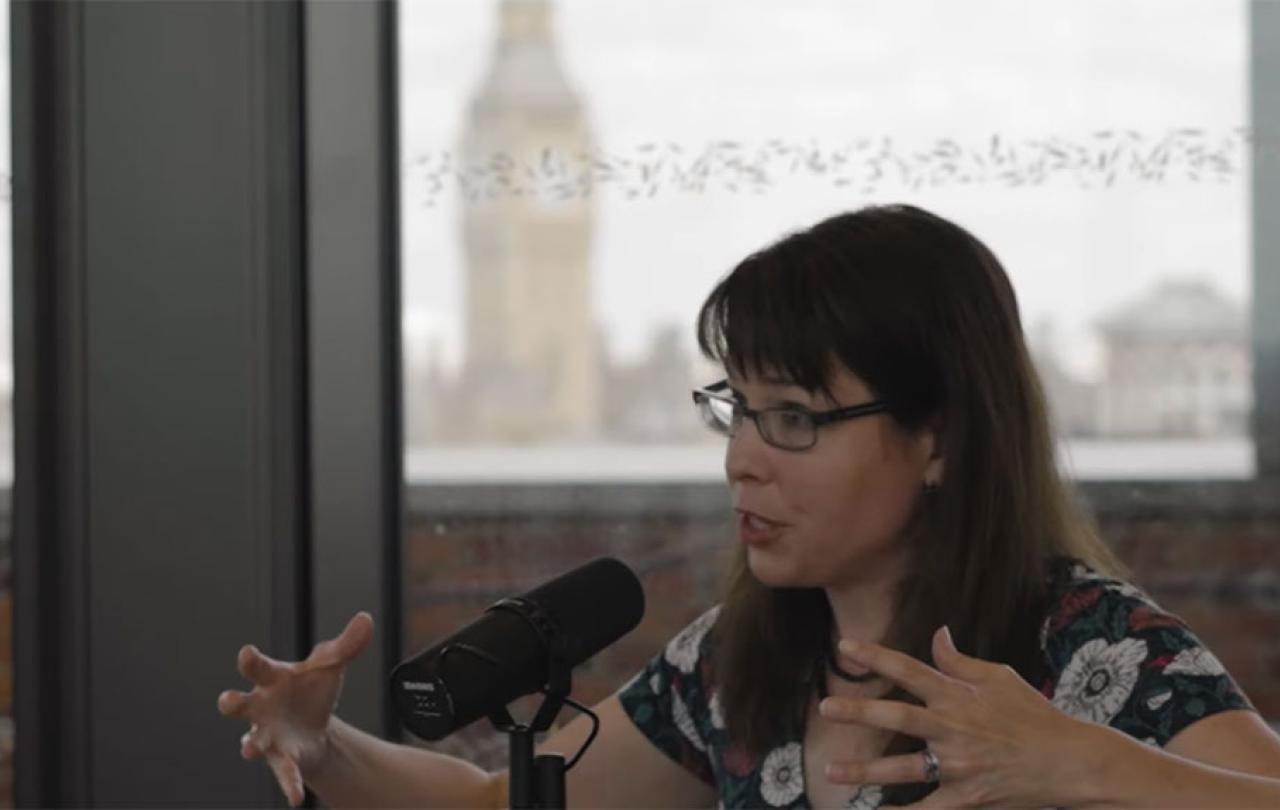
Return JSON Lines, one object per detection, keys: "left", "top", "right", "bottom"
{"left": 1097, "top": 278, "right": 1247, "bottom": 339}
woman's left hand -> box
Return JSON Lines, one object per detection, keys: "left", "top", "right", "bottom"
{"left": 818, "top": 626, "right": 1108, "bottom": 808}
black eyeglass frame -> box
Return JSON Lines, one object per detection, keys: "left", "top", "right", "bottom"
{"left": 691, "top": 379, "right": 892, "bottom": 451}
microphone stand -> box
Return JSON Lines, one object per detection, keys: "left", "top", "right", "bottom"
{"left": 485, "top": 599, "right": 573, "bottom": 810}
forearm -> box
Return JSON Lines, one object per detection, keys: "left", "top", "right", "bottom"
{"left": 305, "top": 716, "right": 504, "bottom": 809}
{"left": 1074, "top": 724, "right": 1280, "bottom": 809}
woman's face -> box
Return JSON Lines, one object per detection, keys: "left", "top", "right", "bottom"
{"left": 724, "top": 365, "right": 941, "bottom": 590}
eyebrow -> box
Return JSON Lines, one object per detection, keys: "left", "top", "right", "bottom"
{"left": 725, "top": 383, "right": 813, "bottom": 411}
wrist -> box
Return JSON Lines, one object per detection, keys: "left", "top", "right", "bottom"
{"left": 298, "top": 716, "right": 340, "bottom": 782}
{"left": 1057, "top": 719, "right": 1152, "bottom": 809}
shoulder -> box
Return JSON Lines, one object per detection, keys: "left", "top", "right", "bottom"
{"left": 616, "top": 605, "right": 723, "bottom": 785}
{"left": 1038, "top": 560, "right": 1253, "bottom": 745}
{"left": 1044, "top": 557, "right": 1192, "bottom": 655}
{"left": 619, "top": 604, "right": 722, "bottom": 710}
{"left": 661, "top": 604, "right": 722, "bottom": 674}
{"left": 1039, "top": 561, "right": 1162, "bottom": 650}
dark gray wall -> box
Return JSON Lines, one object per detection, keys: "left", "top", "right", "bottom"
{"left": 11, "top": 0, "right": 399, "bottom": 805}
{"left": 305, "top": 0, "right": 404, "bottom": 741}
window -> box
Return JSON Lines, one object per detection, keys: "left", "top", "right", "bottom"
{"left": 402, "top": 0, "right": 1253, "bottom": 483}
{"left": 398, "top": 0, "right": 1271, "bottom": 766}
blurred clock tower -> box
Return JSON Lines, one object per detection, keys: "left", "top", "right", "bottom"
{"left": 451, "top": 0, "right": 600, "bottom": 443}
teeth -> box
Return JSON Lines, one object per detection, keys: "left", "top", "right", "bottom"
{"left": 746, "top": 514, "right": 772, "bottom": 530}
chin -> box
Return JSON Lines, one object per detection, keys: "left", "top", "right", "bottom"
{"left": 746, "top": 547, "right": 815, "bottom": 588}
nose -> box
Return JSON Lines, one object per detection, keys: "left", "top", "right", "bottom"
{"left": 724, "top": 415, "right": 773, "bottom": 485}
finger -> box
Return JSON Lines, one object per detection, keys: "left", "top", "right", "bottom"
{"left": 266, "top": 751, "right": 306, "bottom": 808}
{"left": 826, "top": 752, "right": 934, "bottom": 786}
{"left": 899, "top": 784, "right": 969, "bottom": 809}
{"left": 931, "top": 626, "right": 991, "bottom": 683}
{"left": 304, "top": 611, "right": 374, "bottom": 671}
{"left": 238, "top": 645, "right": 289, "bottom": 687}
{"left": 217, "top": 689, "right": 252, "bottom": 719}
{"left": 819, "top": 697, "right": 948, "bottom": 740}
{"left": 240, "top": 730, "right": 263, "bottom": 761}
{"left": 836, "top": 639, "right": 955, "bottom": 703}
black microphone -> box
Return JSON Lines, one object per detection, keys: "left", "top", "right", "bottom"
{"left": 390, "top": 557, "right": 645, "bottom": 741}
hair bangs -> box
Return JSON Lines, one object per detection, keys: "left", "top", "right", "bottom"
{"left": 697, "top": 250, "right": 860, "bottom": 396}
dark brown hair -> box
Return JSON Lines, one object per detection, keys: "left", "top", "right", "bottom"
{"left": 695, "top": 204, "right": 1123, "bottom": 804}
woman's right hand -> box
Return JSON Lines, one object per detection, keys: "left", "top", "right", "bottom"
{"left": 217, "top": 612, "right": 374, "bottom": 807}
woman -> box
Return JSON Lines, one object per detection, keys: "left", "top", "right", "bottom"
{"left": 219, "top": 204, "right": 1280, "bottom": 808}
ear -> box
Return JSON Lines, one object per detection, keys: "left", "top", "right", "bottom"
{"left": 920, "top": 414, "right": 945, "bottom": 485}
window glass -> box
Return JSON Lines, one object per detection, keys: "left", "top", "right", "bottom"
{"left": 399, "top": 0, "right": 1266, "bottom": 767}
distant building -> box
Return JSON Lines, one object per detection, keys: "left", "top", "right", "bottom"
{"left": 1027, "top": 319, "right": 1100, "bottom": 438}
{"left": 402, "top": 321, "right": 442, "bottom": 449}
{"left": 1096, "top": 278, "right": 1250, "bottom": 437}
{"left": 445, "top": 0, "right": 601, "bottom": 443}
{"left": 602, "top": 325, "right": 705, "bottom": 443}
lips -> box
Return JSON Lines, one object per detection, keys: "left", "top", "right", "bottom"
{"left": 736, "top": 508, "right": 786, "bottom": 545}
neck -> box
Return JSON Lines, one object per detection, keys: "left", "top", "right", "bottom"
{"left": 823, "top": 552, "right": 905, "bottom": 650}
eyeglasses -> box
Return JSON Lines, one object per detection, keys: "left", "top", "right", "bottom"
{"left": 691, "top": 380, "right": 891, "bottom": 451}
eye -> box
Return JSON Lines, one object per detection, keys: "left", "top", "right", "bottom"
{"left": 775, "top": 409, "right": 811, "bottom": 430}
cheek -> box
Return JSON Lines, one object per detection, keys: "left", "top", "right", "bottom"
{"left": 800, "top": 451, "right": 922, "bottom": 545}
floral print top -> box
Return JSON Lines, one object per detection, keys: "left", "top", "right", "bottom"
{"left": 617, "top": 561, "right": 1254, "bottom": 808}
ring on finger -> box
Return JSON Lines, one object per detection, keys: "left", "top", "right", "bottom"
{"left": 921, "top": 747, "right": 942, "bottom": 784}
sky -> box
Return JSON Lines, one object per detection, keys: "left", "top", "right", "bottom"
{"left": 0, "top": 0, "right": 1253, "bottom": 390}
{"left": 397, "top": 0, "right": 1251, "bottom": 380}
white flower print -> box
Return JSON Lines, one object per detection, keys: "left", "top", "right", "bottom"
{"left": 760, "top": 742, "right": 804, "bottom": 807}
{"left": 670, "top": 689, "right": 707, "bottom": 752}
{"left": 1052, "top": 637, "right": 1149, "bottom": 725}
{"left": 846, "top": 783, "right": 883, "bottom": 810}
{"left": 708, "top": 690, "right": 726, "bottom": 730}
{"left": 649, "top": 671, "right": 662, "bottom": 694}
{"left": 664, "top": 606, "right": 721, "bottom": 674}
{"left": 1145, "top": 689, "right": 1173, "bottom": 711}
{"left": 1070, "top": 563, "right": 1100, "bottom": 581}
{"left": 1164, "top": 647, "right": 1227, "bottom": 678}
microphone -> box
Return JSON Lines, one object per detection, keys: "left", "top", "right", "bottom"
{"left": 390, "top": 557, "right": 645, "bottom": 741}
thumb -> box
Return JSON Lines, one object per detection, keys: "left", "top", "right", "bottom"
{"left": 932, "top": 625, "right": 985, "bottom": 682}
{"left": 307, "top": 611, "right": 375, "bottom": 670}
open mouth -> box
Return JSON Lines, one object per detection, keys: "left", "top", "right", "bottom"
{"left": 737, "top": 509, "right": 786, "bottom": 544}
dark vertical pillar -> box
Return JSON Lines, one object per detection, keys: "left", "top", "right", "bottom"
{"left": 10, "top": 0, "right": 398, "bottom": 803}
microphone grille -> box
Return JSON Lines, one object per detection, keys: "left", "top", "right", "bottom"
{"left": 527, "top": 557, "right": 645, "bottom": 665}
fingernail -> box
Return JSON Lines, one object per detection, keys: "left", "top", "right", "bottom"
{"left": 819, "top": 697, "right": 857, "bottom": 719}
{"left": 838, "top": 639, "right": 860, "bottom": 657}
{"left": 942, "top": 625, "right": 954, "bottom": 645}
